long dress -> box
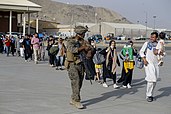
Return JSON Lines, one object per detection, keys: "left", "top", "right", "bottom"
{"left": 101, "top": 47, "right": 120, "bottom": 83}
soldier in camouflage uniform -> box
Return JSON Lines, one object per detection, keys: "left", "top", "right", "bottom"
{"left": 66, "top": 26, "right": 89, "bottom": 109}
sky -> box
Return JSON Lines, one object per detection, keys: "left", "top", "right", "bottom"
{"left": 54, "top": 0, "right": 171, "bottom": 30}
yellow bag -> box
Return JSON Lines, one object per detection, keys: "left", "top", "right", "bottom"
{"left": 124, "top": 61, "right": 134, "bottom": 73}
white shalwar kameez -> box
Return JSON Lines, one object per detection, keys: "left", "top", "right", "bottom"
{"left": 140, "top": 41, "right": 159, "bottom": 98}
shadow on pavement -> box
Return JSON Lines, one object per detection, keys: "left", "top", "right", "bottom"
{"left": 82, "top": 78, "right": 146, "bottom": 106}
{"left": 155, "top": 86, "right": 171, "bottom": 100}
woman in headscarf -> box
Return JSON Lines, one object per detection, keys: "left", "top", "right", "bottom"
{"left": 101, "top": 40, "right": 120, "bottom": 88}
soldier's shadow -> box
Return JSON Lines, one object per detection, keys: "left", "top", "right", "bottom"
{"left": 82, "top": 78, "right": 146, "bottom": 106}
{"left": 155, "top": 86, "right": 171, "bottom": 100}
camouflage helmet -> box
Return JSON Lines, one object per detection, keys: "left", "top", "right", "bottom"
{"left": 74, "top": 26, "right": 88, "bottom": 34}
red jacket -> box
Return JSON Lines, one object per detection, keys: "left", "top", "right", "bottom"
{"left": 5, "top": 39, "right": 11, "bottom": 47}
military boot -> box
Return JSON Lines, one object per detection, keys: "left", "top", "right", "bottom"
{"left": 70, "top": 100, "right": 84, "bottom": 109}
{"left": 70, "top": 99, "right": 74, "bottom": 105}
{"left": 73, "top": 101, "right": 84, "bottom": 109}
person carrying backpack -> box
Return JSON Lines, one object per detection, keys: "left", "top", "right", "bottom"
{"left": 93, "top": 48, "right": 105, "bottom": 84}
{"left": 118, "top": 40, "right": 137, "bottom": 89}
{"left": 49, "top": 41, "right": 59, "bottom": 67}
{"left": 56, "top": 38, "right": 66, "bottom": 70}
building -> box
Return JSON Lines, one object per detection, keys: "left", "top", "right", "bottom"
{"left": 30, "top": 20, "right": 60, "bottom": 34}
{"left": 0, "top": 0, "right": 41, "bottom": 36}
{"left": 77, "top": 22, "right": 153, "bottom": 38}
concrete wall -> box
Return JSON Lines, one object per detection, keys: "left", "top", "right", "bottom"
{"left": 101, "top": 23, "right": 115, "bottom": 37}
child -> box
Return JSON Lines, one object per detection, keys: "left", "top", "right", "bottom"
{"left": 93, "top": 48, "right": 104, "bottom": 84}
{"left": 156, "top": 32, "right": 166, "bottom": 66}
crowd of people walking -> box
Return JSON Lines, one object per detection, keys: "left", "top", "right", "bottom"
{"left": 0, "top": 27, "right": 166, "bottom": 109}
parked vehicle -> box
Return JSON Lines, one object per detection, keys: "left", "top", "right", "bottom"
{"left": 104, "top": 33, "right": 115, "bottom": 41}
{"left": 87, "top": 34, "right": 103, "bottom": 43}
{"left": 6, "top": 32, "right": 21, "bottom": 38}
{"left": 116, "top": 35, "right": 126, "bottom": 40}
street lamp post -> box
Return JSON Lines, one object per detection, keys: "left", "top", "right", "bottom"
{"left": 99, "top": 18, "right": 102, "bottom": 35}
{"left": 70, "top": 10, "right": 74, "bottom": 36}
{"left": 153, "top": 15, "right": 156, "bottom": 30}
{"left": 145, "top": 21, "right": 147, "bottom": 37}
{"left": 145, "top": 11, "right": 148, "bottom": 37}
{"left": 95, "top": 13, "right": 97, "bottom": 23}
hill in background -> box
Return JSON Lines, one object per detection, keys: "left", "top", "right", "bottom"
{"left": 29, "top": 0, "right": 131, "bottom": 24}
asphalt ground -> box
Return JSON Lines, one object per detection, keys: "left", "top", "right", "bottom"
{"left": 0, "top": 51, "right": 171, "bottom": 114}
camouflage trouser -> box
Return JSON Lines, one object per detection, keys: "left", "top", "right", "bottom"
{"left": 68, "top": 63, "right": 84, "bottom": 102}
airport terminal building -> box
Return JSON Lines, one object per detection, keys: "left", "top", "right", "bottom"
{"left": 0, "top": 0, "right": 41, "bottom": 35}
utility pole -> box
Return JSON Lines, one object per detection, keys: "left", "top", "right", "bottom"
{"left": 153, "top": 15, "right": 156, "bottom": 30}
{"left": 145, "top": 12, "right": 148, "bottom": 37}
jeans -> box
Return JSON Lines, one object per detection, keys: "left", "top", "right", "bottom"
{"left": 6, "top": 46, "right": 10, "bottom": 56}
{"left": 56, "top": 56, "right": 64, "bottom": 67}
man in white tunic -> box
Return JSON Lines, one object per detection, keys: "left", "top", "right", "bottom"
{"left": 140, "top": 32, "right": 162, "bottom": 102}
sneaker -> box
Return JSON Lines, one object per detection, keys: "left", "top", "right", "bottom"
{"left": 113, "top": 84, "right": 119, "bottom": 89}
{"left": 102, "top": 82, "right": 108, "bottom": 88}
{"left": 27, "top": 58, "right": 31, "bottom": 62}
{"left": 25, "top": 60, "right": 28, "bottom": 62}
{"left": 60, "top": 68, "right": 64, "bottom": 70}
{"left": 56, "top": 67, "right": 59, "bottom": 70}
{"left": 50, "top": 64, "right": 55, "bottom": 67}
{"left": 158, "top": 61, "right": 163, "bottom": 66}
{"left": 147, "top": 96, "right": 153, "bottom": 102}
{"left": 35, "top": 61, "right": 38, "bottom": 64}
{"left": 127, "top": 83, "right": 132, "bottom": 89}
{"left": 122, "top": 85, "right": 127, "bottom": 88}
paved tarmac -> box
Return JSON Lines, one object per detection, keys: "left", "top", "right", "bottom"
{"left": 0, "top": 54, "right": 171, "bottom": 114}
